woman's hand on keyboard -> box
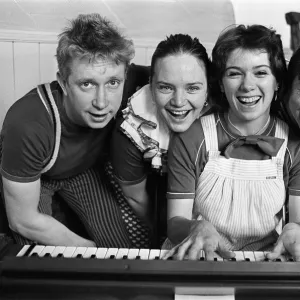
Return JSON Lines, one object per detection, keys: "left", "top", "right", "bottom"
{"left": 161, "top": 220, "right": 235, "bottom": 261}
{"left": 267, "top": 222, "right": 300, "bottom": 261}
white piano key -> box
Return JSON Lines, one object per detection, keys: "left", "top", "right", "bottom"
{"left": 16, "top": 245, "right": 31, "bottom": 257}
{"left": 95, "top": 248, "right": 108, "bottom": 259}
{"left": 72, "top": 247, "right": 87, "bottom": 258}
{"left": 148, "top": 249, "right": 161, "bottom": 260}
{"left": 30, "top": 245, "right": 45, "bottom": 256}
{"left": 83, "top": 247, "right": 97, "bottom": 258}
{"left": 243, "top": 251, "right": 255, "bottom": 261}
{"left": 115, "top": 248, "right": 129, "bottom": 259}
{"left": 51, "top": 246, "right": 66, "bottom": 257}
{"left": 127, "top": 248, "right": 140, "bottom": 259}
{"left": 213, "top": 252, "right": 224, "bottom": 261}
{"left": 233, "top": 251, "right": 245, "bottom": 261}
{"left": 253, "top": 251, "right": 267, "bottom": 261}
{"left": 138, "top": 249, "right": 150, "bottom": 260}
{"left": 62, "top": 247, "right": 76, "bottom": 258}
{"left": 159, "top": 249, "right": 169, "bottom": 259}
{"left": 104, "top": 248, "right": 119, "bottom": 259}
{"left": 39, "top": 246, "right": 56, "bottom": 257}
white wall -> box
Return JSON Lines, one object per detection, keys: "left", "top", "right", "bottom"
{"left": 232, "top": 0, "right": 300, "bottom": 49}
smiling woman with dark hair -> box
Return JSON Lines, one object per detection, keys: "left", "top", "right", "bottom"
{"left": 164, "top": 24, "right": 300, "bottom": 261}
{"left": 110, "top": 34, "right": 212, "bottom": 247}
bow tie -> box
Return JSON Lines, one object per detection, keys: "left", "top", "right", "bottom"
{"left": 224, "top": 135, "right": 285, "bottom": 159}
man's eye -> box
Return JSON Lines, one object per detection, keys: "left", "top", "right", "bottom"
{"left": 81, "top": 82, "right": 93, "bottom": 88}
{"left": 107, "top": 80, "right": 120, "bottom": 88}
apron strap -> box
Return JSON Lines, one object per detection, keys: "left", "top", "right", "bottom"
{"left": 200, "top": 114, "right": 219, "bottom": 152}
{"left": 273, "top": 118, "right": 289, "bottom": 163}
{"left": 37, "top": 83, "right": 61, "bottom": 173}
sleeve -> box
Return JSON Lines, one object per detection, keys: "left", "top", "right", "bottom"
{"left": 0, "top": 104, "right": 53, "bottom": 183}
{"left": 286, "top": 132, "right": 300, "bottom": 196}
{"left": 167, "top": 127, "right": 204, "bottom": 200}
{"left": 110, "top": 117, "right": 149, "bottom": 185}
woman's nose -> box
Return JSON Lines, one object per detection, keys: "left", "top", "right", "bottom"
{"left": 170, "top": 90, "right": 187, "bottom": 107}
{"left": 241, "top": 74, "right": 256, "bottom": 92}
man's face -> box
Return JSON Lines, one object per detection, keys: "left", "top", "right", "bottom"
{"left": 59, "top": 56, "right": 126, "bottom": 129}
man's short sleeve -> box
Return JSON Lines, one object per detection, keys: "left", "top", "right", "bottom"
{"left": 110, "top": 117, "right": 148, "bottom": 185}
{"left": 0, "top": 92, "right": 54, "bottom": 182}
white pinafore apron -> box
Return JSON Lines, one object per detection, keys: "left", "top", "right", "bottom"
{"left": 194, "top": 114, "right": 288, "bottom": 251}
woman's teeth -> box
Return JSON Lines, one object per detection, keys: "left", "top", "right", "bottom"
{"left": 169, "top": 110, "right": 189, "bottom": 117}
{"left": 238, "top": 96, "right": 261, "bottom": 105}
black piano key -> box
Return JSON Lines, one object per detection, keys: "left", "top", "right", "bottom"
{"left": 90, "top": 254, "right": 96, "bottom": 259}
{"left": 136, "top": 256, "right": 141, "bottom": 260}
{"left": 199, "top": 257, "right": 205, "bottom": 261}
{"left": 264, "top": 258, "right": 269, "bottom": 262}
{"left": 57, "top": 253, "right": 64, "bottom": 258}
{"left": 154, "top": 256, "right": 160, "bottom": 260}
{"left": 245, "top": 258, "right": 250, "bottom": 261}
{"left": 122, "top": 255, "right": 128, "bottom": 259}
{"left": 275, "top": 258, "right": 281, "bottom": 262}
{"left": 76, "top": 254, "right": 83, "bottom": 258}
{"left": 109, "top": 255, "right": 115, "bottom": 259}
{"left": 288, "top": 258, "right": 294, "bottom": 262}
{"left": 24, "top": 243, "right": 37, "bottom": 257}
{"left": 214, "top": 257, "right": 218, "bottom": 261}
{"left": 167, "top": 256, "right": 173, "bottom": 260}
{"left": 230, "top": 257, "right": 236, "bottom": 261}
{"left": 44, "top": 253, "right": 51, "bottom": 258}
{"left": 31, "top": 253, "right": 39, "bottom": 257}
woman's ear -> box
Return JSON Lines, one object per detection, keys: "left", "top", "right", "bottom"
{"left": 56, "top": 72, "right": 68, "bottom": 96}
{"left": 219, "top": 80, "right": 224, "bottom": 93}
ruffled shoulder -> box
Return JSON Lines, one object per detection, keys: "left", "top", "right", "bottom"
{"left": 120, "top": 84, "right": 170, "bottom": 173}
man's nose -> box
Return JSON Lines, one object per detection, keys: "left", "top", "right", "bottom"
{"left": 93, "top": 87, "right": 108, "bottom": 109}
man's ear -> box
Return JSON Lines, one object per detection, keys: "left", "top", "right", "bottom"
{"left": 56, "top": 72, "right": 68, "bottom": 96}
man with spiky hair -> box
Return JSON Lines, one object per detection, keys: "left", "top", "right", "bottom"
{"left": 0, "top": 13, "right": 143, "bottom": 247}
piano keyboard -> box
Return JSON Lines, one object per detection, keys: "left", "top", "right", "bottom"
{"left": 2, "top": 244, "right": 300, "bottom": 300}
{"left": 16, "top": 244, "right": 294, "bottom": 262}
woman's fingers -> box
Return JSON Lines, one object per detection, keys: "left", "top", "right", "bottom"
{"left": 174, "top": 239, "right": 192, "bottom": 260}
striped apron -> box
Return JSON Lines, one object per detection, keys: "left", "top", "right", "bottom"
{"left": 194, "top": 114, "right": 288, "bottom": 251}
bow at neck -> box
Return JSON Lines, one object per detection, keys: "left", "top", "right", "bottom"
{"left": 224, "top": 135, "right": 285, "bottom": 159}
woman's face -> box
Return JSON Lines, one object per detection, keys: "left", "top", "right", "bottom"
{"left": 287, "top": 76, "right": 300, "bottom": 128}
{"left": 151, "top": 53, "right": 208, "bottom": 133}
{"left": 221, "top": 48, "right": 278, "bottom": 123}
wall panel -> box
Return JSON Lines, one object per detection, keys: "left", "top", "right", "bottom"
{"left": 0, "top": 41, "right": 14, "bottom": 128}
{"left": 40, "top": 43, "right": 58, "bottom": 83}
{"left": 14, "top": 42, "right": 39, "bottom": 101}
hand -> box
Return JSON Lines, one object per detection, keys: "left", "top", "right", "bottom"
{"left": 162, "top": 220, "right": 235, "bottom": 261}
{"left": 267, "top": 223, "right": 300, "bottom": 261}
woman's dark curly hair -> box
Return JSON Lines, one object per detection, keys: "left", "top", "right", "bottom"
{"left": 211, "top": 24, "right": 287, "bottom": 114}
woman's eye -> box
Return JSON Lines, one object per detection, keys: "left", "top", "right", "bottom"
{"left": 256, "top": 71, "right": 268, "bottom": 77}
{"left": 228, "top": 72, "right": 241, "bottom": 77}
{"left": 187, "top": 86, "right": 200, "bottom": 93}
{"left": 158, "top": 85, "right": 173, "bottom": 92}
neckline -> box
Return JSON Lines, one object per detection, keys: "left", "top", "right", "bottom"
{"left": 218, "top": 112, "right": 275, "bottom": 139}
